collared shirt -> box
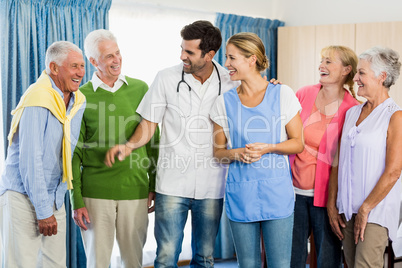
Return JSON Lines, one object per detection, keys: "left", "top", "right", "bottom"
{"left": 0, "top": 77, "right": 85, "bottom": 220}
{"left": 91, "top": 72, "right": 127, "bottom": 93}
{"left": 137, "top": 61, "right": 239, "bottom": 199}
{"left": 190, "top": 70, "right": 213, "bottom": 99}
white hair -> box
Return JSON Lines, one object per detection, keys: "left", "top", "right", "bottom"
{"left": 359, "top": 46, "right": 401, "bottom": 88}
{"left": 45, "top": 41, "right": 82, "bottom": 73}
{"left": 84, "top": 29, "right": 117, "bottom": 62}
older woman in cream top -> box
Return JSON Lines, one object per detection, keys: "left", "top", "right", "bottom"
{"left": 328, "top": 46, "right": 402, "bottom": 268}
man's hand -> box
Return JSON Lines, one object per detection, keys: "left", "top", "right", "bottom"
{"left": 327, "top": 204, "right": 345, "bottom": 240}
{"left": 148, "top": 192, "right": 156, "bottom": 213}
{"left": 73, "top": 207, "right": 91, "bottom": 231}
{"left": 38, "top": 215, "right": 58, "bottom": 236}
{"left": 104, "top": 144, "right": 132, "bottom": 167}
{"left": 269, "top": 78, "right": 282, "bottom": 85}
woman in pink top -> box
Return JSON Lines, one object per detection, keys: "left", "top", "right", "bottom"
{"left": 290, "top": 46, "right": 359, "bottom": 268}
{"left": 328, "top": 47, "right": 402, "bottom": 267}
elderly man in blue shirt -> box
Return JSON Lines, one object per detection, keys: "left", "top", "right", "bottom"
{"left": 0, "top": 41, "right": 86, "bottom": 267}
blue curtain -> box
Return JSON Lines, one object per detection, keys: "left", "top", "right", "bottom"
{"left": 213, "top": 13, "right": 285, "bottom": 260}
{"left": 215, "top": 13, "right": 285, "bottom": 80}
{"left": 0, "top": 0, "right": 111, "bottom": 267}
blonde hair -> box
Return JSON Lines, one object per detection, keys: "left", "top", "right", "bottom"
{"left": 321, "top": 45, "right": 358, "bottom": 99}
{"left": 227, "top": 32, "right": 269, "bottom": 72}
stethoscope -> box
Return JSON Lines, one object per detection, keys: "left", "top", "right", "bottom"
{"left": 176, "top": 62, "right": 221, "bottom": 117}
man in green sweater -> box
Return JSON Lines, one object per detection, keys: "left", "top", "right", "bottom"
{"left": 70, "top": 29, "right": 159, "bottom": 268}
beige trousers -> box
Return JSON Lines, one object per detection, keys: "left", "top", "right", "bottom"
{"left": 81, "top": 197, "right": 148, "bottom": 268}
{"left": 0, "top": 190, "right": 66, "bottom": 268}
{"left": 341, "top": 214, "right": 389, "bottom": 268}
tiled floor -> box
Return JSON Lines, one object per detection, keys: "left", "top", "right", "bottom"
{"left": 180, "top": 255, "right": 402, "bottom": 267}
{"left": 181, "top": 259, "right": 237, "bottom": 268}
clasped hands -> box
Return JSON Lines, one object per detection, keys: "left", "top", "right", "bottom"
{"left": 239, "top": 143, "right": 271, "bottom": 164}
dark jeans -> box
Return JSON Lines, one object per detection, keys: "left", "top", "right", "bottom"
{"left": 154, "top": 193, "right": 223, "bottom": 268}
{"left": 291, "top": 194, "right": 342, "bottom": 268}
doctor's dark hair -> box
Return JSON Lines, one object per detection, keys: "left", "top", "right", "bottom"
{"left": 181, "top": 20, "right": 222, "bottom": 57}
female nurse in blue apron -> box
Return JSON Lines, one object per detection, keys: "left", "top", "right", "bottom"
{"left": 210, "top": 32, "right": 304, "bottom": 268}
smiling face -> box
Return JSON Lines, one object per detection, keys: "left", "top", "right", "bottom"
{"left": 224, "top": 43, "right": 251, "bottom": 81}
{"left": 353, "top": 59, "right": 384, "bottom": 98}
{"left": 180, "top": 39, "right": 208, "bottom": 75}
{"left": 318, "top": 51, "right": 351, "bottom": 86}
{"left": 91, "top": 40, "right": 122, "bottom": 86}
{"left": 50, "top": 50, "right": 85, "bottom": 95}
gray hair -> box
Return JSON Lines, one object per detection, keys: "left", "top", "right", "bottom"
{"left": 359, "top": 46, "right": 401, "bottom": 88}
{"left": 45, "top": 41, "right": 82, "bottom": 74}
{"left": 84, "top": 29, "right": 117, "bottom": 62}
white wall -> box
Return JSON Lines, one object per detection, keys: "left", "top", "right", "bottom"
{"left": 115, "top": 0, "right": 402, "bottom": 27}
{"left": 109, "top": 2, "right": 215, "bottom": 85}
{"left": 267, "top": 0, "right": 402, "bottom": 26}
{"left": 112, "top": 0, "right": 273, "bottom": 20}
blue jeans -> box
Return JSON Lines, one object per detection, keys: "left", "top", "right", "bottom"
{"left": 291, "top": 194, "right": 342, "bottom": 268}
{"left": 229, "top": 213, "right": 294, "bottom": 268}
{"left": 154, "top": 193, "right": 223, "bottom": 268}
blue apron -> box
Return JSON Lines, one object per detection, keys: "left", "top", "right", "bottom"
{"left": 224, "top": 84, "right": 294, "bottom": 222}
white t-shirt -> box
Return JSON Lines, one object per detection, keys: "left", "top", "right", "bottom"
{"left": 210, "top": 84, "right": 301, "bottom": 148}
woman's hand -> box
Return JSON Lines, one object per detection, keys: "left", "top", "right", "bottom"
{"left": 349, "top": 111, "right": 402, "bottom": 244}
{"left": 354, "top": 207, "right": 369, "bottom": 244}
{"left": 327, "top": 204, "right": 345, "bottom": 240}
{"left": 240, "top": 143, "right": 270, "bottom": 163}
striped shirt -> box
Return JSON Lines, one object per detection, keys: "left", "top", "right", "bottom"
{"left": 0, "top": 77, "right": 85, "bottom": 220}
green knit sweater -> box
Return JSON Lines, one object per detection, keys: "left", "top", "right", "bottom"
{"left": 70, "top": 76, "right": 159, "bottom": 210}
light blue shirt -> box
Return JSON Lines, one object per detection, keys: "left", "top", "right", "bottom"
{"left": 0, "top": 77, "right": 85, "bottom": 220}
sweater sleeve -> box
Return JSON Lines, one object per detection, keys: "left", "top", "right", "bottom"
{"left": 146, "top": 125, "right": 160, "bottom": 192}
{"left": 69, "top": 118, "right": 86, "bottom": 210}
